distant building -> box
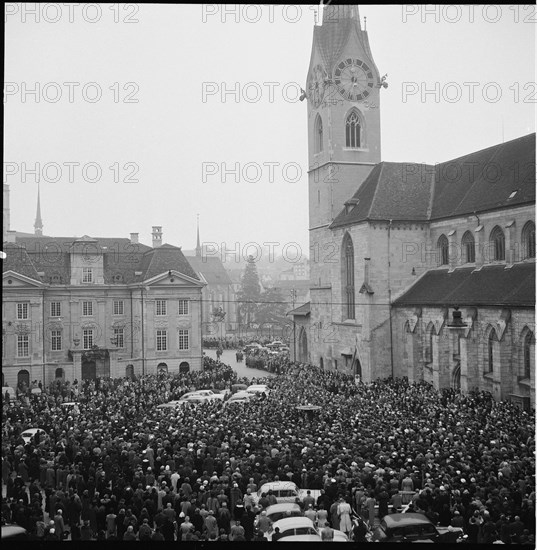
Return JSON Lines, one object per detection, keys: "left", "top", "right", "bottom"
{"left": 183, "top": 220, "right": 237, "bottom": 335}
{"left": 2, "top": 222, "right": 205, "bottom": 387}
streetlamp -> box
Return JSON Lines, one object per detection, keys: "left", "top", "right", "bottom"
{"left": 447, "top": 307, "right": 467, "bottom": 331}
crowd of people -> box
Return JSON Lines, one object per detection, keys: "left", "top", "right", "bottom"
{"left": 202, "top": 336, "right": 278, "bottom": 350}
{"left": 2, "top": 361, "right": 535, "bottom": 543}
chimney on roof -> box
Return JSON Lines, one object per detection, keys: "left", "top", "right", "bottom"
{"left": 130, "top": 233, "right": 139, "bottom": 244}
{"left": 6, "top": 230, "right": 16, "bottom": 243}
{"left": 152, "top": 226, "right": 162, "bottom": 248}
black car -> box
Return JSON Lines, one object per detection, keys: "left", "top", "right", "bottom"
{"left": 373, "top": 513, "right": 462, "bottom": 543}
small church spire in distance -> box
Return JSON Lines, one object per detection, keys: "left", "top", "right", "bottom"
{"left": 195, "top": 214, "right": 201, "bottom": 257}
{"left": 34, "top": 184, "right": 43, "bottom": 236}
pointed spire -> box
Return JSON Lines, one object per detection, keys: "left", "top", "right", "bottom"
{"left": 195, "top": 214, "right": 201, "bottom": 257}
{"left": 321, "top": 3, "right": 361, "bottom": 28}
{"left": 34, "top": 184, "right": 43, "bottom": 236}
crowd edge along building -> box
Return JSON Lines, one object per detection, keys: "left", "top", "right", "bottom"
{"left": 2, "top": 224, "right": 205, "bottom": 388}
{"left": 289, "top": 5, "right": 535, "bottom": 409}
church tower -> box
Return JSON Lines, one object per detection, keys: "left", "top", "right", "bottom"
{"left": 307, "top": 5, "right": 382, "bottom": 229}
{"left": 306, "top": 4, "right": 384, "bottom": 287}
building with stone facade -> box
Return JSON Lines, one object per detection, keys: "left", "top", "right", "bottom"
{"left": 290, "top": 5, "right": 535, "bottom": 408}
{"left": 2, "top": 225, "right": 205, "bottom": 388}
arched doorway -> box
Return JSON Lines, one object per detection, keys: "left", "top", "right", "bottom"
{"left": 298, "top": 328, "right": 308, "bottom": 363}
{"left": 179, "top": 362, "right": 190, "bottom": 374}
{"left": 452, "top": 364, "right": 461, "bottom": 390}
{"left": 157, "top": 362, "right": 168, "bottom": 375}
{"left": 125, "top": 364, "right": 135, "bottom": 379}
{"left": 81, "top": 361, "right": 97, "bottom": 380}
{"left": 17, "top": 370, "right": 30, "bottom": 388}
{"left": 55, "top": 368, "right": 64, "bottom": 379}
{"left": 354, "top": 357, "right": 362, "bottom": 378}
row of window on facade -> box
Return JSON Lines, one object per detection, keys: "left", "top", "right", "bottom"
{"left": 12, "top": 299, "right": 191, "bottom": 320}
{"left": 341, "top": 225, "right": 535, "bottom": 323}
{"left": 314, "top": 110, "right": 363, "bottom": 153}
{"left": 436, "top": 221, "right": 535, "bottom": 266}
{"left": 421, "top": 324, "right": 534, "bottom": 380}
{"left": 10, "top": 328, "right": 190, "bottom": 357}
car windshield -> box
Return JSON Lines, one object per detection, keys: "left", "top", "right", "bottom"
{"left": 276, "top": 490, "right": 297, "bottom": 498}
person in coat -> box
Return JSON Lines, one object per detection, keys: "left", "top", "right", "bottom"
{"left": 337, "top": 497, "right": 352, "bottom": 534}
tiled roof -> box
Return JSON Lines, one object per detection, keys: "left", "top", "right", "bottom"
{"left": 185, "top": 255, "right": 232, "bottom": 285}
{"left": 331, "top": 133, "right": 535, "bottom": 228}
{"left": 432, "top": 133, "right": 535, "bottom": 219}
{"left": 3, "top": 243, "right": 42, "bottom": 281}
{"left": 393, "top": 263, "right": 535, "bottom": 308}
{"left": 139, "top": 244, "right": 200, "bottom": 281}
{"left": 6, "top": 236, "right": 199, "bottom": 284}
{"left": 288, "top": 302, "right": 311, "bottom": 316}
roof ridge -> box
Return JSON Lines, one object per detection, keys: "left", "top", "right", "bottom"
{"left": 367, "top": 161, "right": 385, "bottom": 219}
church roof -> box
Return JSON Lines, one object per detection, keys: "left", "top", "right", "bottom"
{"left": 5, "top": 236, "right": 199, "bottom": 284}
{"left": 331, "top": 133, "right": 535, "bottom": 228}
{"left": 393, "top": 262, "right": 535, "bottom": 308}
{"left": 185, "top": 256, "right": 233, "bottom": 285}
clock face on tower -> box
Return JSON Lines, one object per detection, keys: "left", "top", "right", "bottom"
{"left": 334, "top": 58, "right": 375, "bottom": 102}
{"left": 307, "top": 64, "right": 328, "bottom": 109}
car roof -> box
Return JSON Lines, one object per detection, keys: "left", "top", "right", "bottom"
{"left": 278, "top": 535, "right": 321, "bottom": 542}
{"left": 260, "top": 482, "right": 298, "bottom": 491}
{"left": 383, "top": 513, "right": 434, "bottom": 527}
{"left": 272, "top": 517, "right": 314, "bottom": 530}
{"left": 1, "top": 524, "right": 28, "bottom": 538}
{"left": 266, "top": 503, "right": 302, "bottom": 515}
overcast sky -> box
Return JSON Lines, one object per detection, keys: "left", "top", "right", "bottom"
{"left": 4, "top": 4, "right": 535, "bottom": 261}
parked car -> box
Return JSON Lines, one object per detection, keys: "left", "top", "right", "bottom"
{"left": 20, "top": 428, "right": 46, "bottom": 444}
{"left": 263, "top": 503, "right": 303, "bottom": 523}
{"left": 265, "top": 517, "right": 348, "bottom": 542}
{"left": 178, "top": 389, "right": 225, "bottom": 402}
{"left": 231, "top": 383, "right": 248, "bottom": 394}
{"left": 1, "top": 523, "right": 28, "bottom": 540}
{"left": 246, "top": 384, "right": 270, "bottom": 395}
{"left": 373, "top": 513, "right": 463, "bottom": 543}
{"left": 253, "top": 482, "right": 301, "bottom": 506}
{"left": 225, "top": 392, "right": 255, "bottom": 406}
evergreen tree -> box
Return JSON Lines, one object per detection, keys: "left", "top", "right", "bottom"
{"left": 237, "top": 255, "right": 261, "bottom": 327}
{"left": 256, "top": 287, "right": 288, "bottom": 331}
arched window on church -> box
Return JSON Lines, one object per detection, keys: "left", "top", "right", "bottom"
{"left": 315, "top": 114, "right": 323, "bottom": 154}
{"left": 437, "top": 234, "right": 449, "bottom": 266}
{"left": 487, "top": 328, "right": 497, "bottom": 373}
{"left": 462, "top": 231, "right": 475, "bottom": 263}
{"left": 522, "top": 221, "right": 535, "bottom": 259}
{"left": 345, "top": 110, "right": 362, "bottom": 148}
{"left": 342, "top": 233, "right": 355, "bottom": 320}
{"left": 490, "top": 226, "right": 505, "bottom": 261}
{"left": 523, "top": 330, "right": 533, "bottom": 380}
